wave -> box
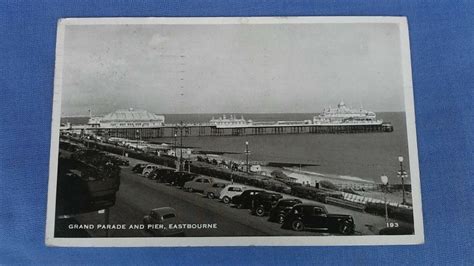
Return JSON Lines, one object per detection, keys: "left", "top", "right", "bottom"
{"left": 282, "top": 167, "right": 375, "bottom": 184}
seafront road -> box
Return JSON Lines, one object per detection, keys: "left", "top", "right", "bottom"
{"left": 71, "top": 164, "right": 322, "bottom": 237}
{"left": 62, "top": 153, "right": 411, "bottom": 237}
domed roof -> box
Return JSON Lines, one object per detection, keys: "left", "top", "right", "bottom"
{"left": 101, "top": 108, "right": 164, "bottom": 122}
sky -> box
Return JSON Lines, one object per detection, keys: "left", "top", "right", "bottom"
{"left": 60, "top": 21, "right": 406, "bottom": 116}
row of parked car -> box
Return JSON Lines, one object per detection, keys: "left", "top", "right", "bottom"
{"left": 133, "top": 163, "right": 356, "bottom": 235}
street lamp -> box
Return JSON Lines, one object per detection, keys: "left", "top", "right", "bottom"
{"left": 245, "top": 141, "right": 250, "bottom": 173}
{"left": 174, "top": 133, "right": 177, "bottom": 158}
{"left": 136, "top": 129, "right": 141, "bottom": 148}
{"left": 398, "top": 156, "right": 408, "bottom": 205}
{"left": 380, "top": 175, "right": 389, "bottom": 223}
{"left": 179, "top": 121, "right": 184, "bottom": 171}
{"left": 229, "top": 160, "right": 234, "bottom": 184}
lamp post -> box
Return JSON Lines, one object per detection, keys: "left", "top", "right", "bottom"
{"left": 179, "top": 121, "right": 184, "bottom": 171}
{"left": 174, "top": 133, "right": 177, "bottom": 157}
{"left": 230, "top": 160, "right": 234, "bottom": 184}
{"left": 136, "top": 129, "right": 141, "bottom": 148}
{"left": 173, "top": 132, "right": 178, "bottom": 170}
{"left": 398, "top": 156, "right": 408, "bottom": 205}
{"left": 380, "top": 175, "right": 389, "bottom": 223}
{"left": 245, "top": 141, "right": 250, "bottom": 173}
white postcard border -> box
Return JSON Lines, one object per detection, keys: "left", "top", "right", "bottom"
{"left": 45, "top": 16, "right": 424, "bottom": 247}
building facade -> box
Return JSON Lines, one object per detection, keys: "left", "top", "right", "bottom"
{"left": 86, "top": 108, "right": 166, "bottom": 139}
{"left": 88, "top": 108, "right": 165, "bottom": 128}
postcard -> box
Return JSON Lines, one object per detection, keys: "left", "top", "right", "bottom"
{"left": 46, "top": 16, "right": 423, "bottom": 246}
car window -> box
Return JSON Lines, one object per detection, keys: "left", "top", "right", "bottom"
{"left": 301, "top": 206, "right": 316, "bottom": 216}
{"left": 313, "top": 207, "right": 324, "bottom": 215}
{"left": 195, "top": 178, "right": 202, "bottom": 182}
{"left": 203, "top": 179, "right": 210, "bottom": 183}
{"left": 163, "top": 213, "right": 176, "bottom": 219}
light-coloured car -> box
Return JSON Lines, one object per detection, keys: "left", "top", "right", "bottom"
{"left": 142, "top": 164, "right": 160, "bottom": 177}
{"left": 203, "top": 182, "right": 229, "bottom": 199}
{"left": 142, "top": 207, "right": 184, "bottom": 237}
{"left": 183, "top": 177, "right": 214, "bottom": 192}
{"left": 219, "top": 184, "right": 247, "bottom": 204}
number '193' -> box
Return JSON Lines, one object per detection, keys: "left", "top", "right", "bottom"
{"left": 386, "top": 222, "right": 399, "bottom": 228}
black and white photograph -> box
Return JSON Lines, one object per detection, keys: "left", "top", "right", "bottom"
{"left": 46, "top": 17, "right": 423, "bottom": 246}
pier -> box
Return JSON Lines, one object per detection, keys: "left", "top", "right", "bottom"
{"left": 67, "top": 122, "right": 394, "bottom": 140}
{"left": 62, "top": 104, "right": 394, "bottom": 139}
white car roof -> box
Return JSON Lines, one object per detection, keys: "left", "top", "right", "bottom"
{"left": 225, "top": 184, "right": 246, "bottom": 189}
{"left": 151, "top": 207, "right": 176, "bottom": 216}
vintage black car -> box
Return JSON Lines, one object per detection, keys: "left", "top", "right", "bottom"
{"left": 250, "top": 192, "right": 284, "bottom": 216}
{"left": 155, "top": 169, "right": 177, "bottom": 183}
{"left": 231, "top": 189, "right": 265, "bottom": 209}
{"left": 171, "top": 171, "right": 200, "bottom": 187}
{"left": 148, "top": 168, "right": 175, "bottom": 181}
{"left": 282, "top": 204, "right": 355, "bottom": 235}
{"left": 132, "top": 163, "right": 147, "bottom": 173}
{"left": 267, "top": 198, "right": 303, "bottom": 223}
{"left": 107, "top": 156, "right": 129, "bottom": 166}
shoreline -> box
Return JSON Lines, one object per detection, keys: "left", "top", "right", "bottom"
{"left": 282, "top": 167, "right": 376, "bottom": 184}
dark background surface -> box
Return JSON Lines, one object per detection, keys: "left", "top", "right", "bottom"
{"left": 0, "top": 0, "right": 472, "bottom": 264}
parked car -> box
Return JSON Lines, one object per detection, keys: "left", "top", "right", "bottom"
{"left": 142, "top": 207, "right": 185, "bottom": 237}
{"left": 132, "top": 163, "right": 147, "bottom": 173}
{"left": 107, "top": 155, "right": 129, "bottom": 166}
{"left": 282, "top": 204, "right": 355, "bottom": 235}
{"left": 142, "top": 164, "right": 160, "bottom": 177}
{"left": 203, "top": 182, "right": 229, "bottom": 199}
{"left": 268, "top": 198, "right": 303, "bottom": 223}
{"left": 171, "top": 171, "right": 200, "bottom": 187}
{"left": 148, "top": 168, "right": 175, "bottom": 181}
{"left": 250, "top": 192, "right": 285, "bottom": 216}
{"left": 219, "top": 185, "right": 247, "bottom": 204}
{"left": 183, "top": 177, "right": 214, "bottom": 192}
{"left": 231, "top": 189, "right": 266, "bottom": 209}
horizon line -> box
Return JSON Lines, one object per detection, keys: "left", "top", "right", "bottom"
{"left": 61, "top": 110, "right": 406, "bottom": 118}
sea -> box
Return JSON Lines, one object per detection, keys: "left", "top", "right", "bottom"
{"left": 62, "top": 112, "right": 411, "bottom": 184}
